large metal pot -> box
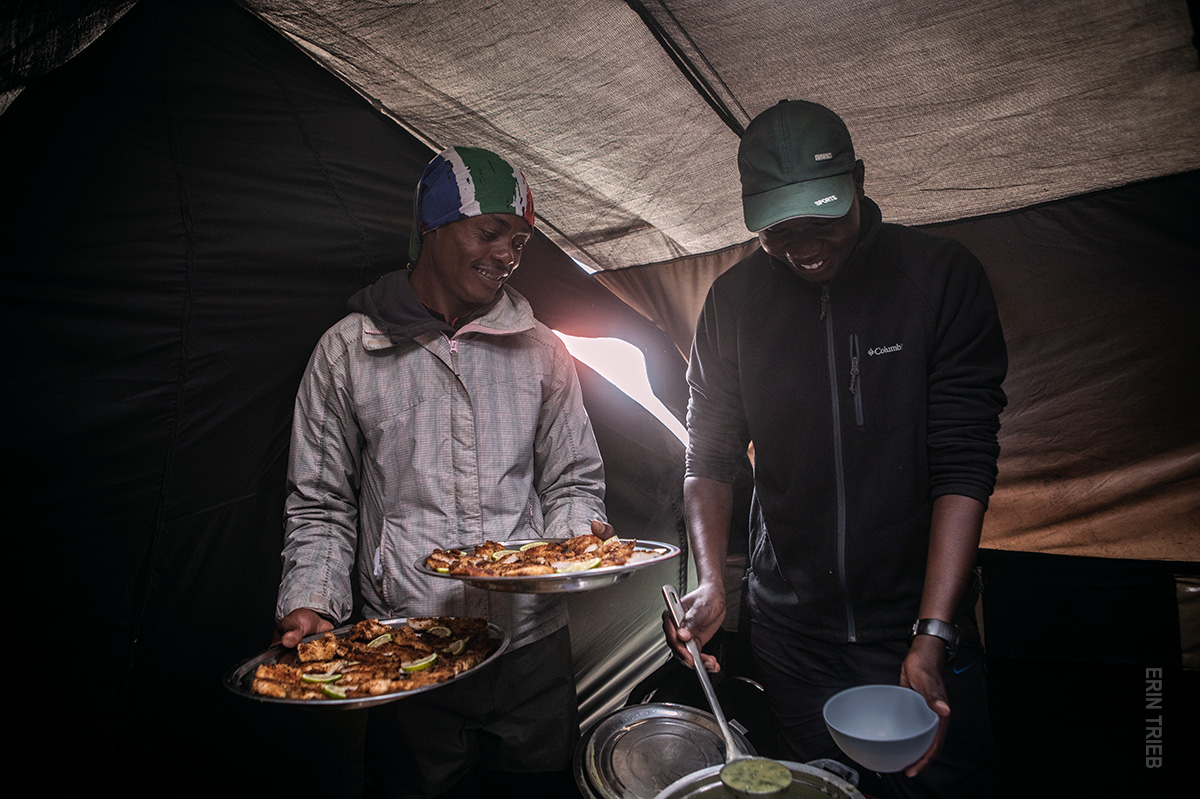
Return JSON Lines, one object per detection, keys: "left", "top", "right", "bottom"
{"left": 574, "top": 702, "right": 759, "bottom": 799}
{"left": 652, "top": 759, "right": 865, "bottom": 799}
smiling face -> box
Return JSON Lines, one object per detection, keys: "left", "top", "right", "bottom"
{"left": 410, "top": 213, "right": 532, "bottom": 321}
{"left": 756, "top": 161, "right": 866, "bottom": 283}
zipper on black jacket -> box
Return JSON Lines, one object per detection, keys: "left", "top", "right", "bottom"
{"left": 822, "top": 284, "right": 857, "bottom": 642}
{"left": 849, "top": 334, "right": 864, "bottom": 427}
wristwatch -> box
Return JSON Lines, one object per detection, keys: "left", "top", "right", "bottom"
{"left": 911, "top": 618, "right": 959, "bottom": 662}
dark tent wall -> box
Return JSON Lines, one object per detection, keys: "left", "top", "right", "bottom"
{"left": 2, "top": 1, "right": 686, "bottom": 794}
{"left": 933, "top": 174, "right": 1200, "bottom": 560}
{"left": 1, "top": 2, "right": 420, "bottom": 791}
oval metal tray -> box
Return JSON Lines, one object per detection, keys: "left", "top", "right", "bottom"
{"left": 222, "top": 617, "right": 510, "bottom": 710}
{"left": 413, "top": 538, "right": 681, "bottom": 594}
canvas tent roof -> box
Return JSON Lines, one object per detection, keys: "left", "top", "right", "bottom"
{"left": 8, "top": 0, "right": 1200, "bottom": 269}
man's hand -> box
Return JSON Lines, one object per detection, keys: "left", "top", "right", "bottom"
{"left": 661, "top": 581, "right": 725, "bottom": 673}
{"left": 899, "top": 634, "right": 951, "bottom": 776}
{"left": 273, "top": 607, "right": 334, "bottom": 648}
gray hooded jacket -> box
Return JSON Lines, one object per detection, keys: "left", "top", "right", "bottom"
{"left": 276, "top": 270, "right": 608, "bottom": 648}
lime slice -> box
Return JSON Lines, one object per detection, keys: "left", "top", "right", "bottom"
{"left": 301, "top": 672, "right": 344, "bottom": 684}
{"left": 321, "top": 683, "right": 348, "bottom": 699}
{"left": 554, "top": 557, "right": 601, "bottom": 573}
{"left": 425, "top": 625, "right": 453, "bottom": 638}
{"left": 366, "top": 632, "right": 393, "bottom": 647}
{"left": 436, "top": 567, "right": 450, "bottom": 573}
{"left": 603, "top": 535, "right": 622, "bottom": 546}
{"left": 401, "top": 653, "right": 438, "bottom": 672}
{"left": 491, "top": 549, "right": 521, "bottom": 561}
{"left": 443, "top": 639, "right": 467, "bottom": 656}
{"left": 519, "top": 541, "right": 550, "bottom": 551}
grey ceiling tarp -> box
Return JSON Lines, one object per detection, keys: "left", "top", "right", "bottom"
{"left": 234, "top": 0, "right": 1200, "bottom": 269}
{"left": 5, "top": 1, "right": 1199, "bottom": 269}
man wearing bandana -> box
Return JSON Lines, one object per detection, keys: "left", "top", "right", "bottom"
{"left": 273, "top": 146, "right": 612, "bottom": 798}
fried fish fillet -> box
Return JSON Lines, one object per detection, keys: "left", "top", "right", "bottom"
{"left": 251, "top": 617, "right": 498, "bottom": 701}
{"left": 423, "top": 533, "right": 640, "bottom": 578}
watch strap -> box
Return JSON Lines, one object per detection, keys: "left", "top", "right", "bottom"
{"left": 911, "top": 618, "right": 959, "bottom": 660}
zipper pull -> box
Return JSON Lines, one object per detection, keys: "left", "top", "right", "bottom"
{"left": 849, "top": 335, "right": 860, "bottom": 394}
{"left": 820, "top": 284, "right": 830, "bottom": 321}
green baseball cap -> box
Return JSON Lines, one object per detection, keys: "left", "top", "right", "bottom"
{"left": 738, "top": 100, "right": 857, "bottom": 232}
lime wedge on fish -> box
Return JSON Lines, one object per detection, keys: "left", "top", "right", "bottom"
{"left": 301, "top": 672, "right": 344, "bottom": 684}
{"left": 402, "top": 653, "right": 438, "bottom": 672}
{"left": 554, "top": 557, "right": 601, "bottom": 573}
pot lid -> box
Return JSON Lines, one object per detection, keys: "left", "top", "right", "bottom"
{"left": 575, "top": 702, "right": 758, "bottom": 799}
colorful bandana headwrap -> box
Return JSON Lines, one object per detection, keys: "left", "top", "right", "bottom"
{"left": 408, "top": 146, "right": 535, "bottom": 263}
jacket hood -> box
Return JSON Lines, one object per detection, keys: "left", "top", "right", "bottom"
{"left": 346, "top": 269, "right": 450, "bottom": 340}
{"left": 346, "top": 268, "right": 536, "bottom": 342}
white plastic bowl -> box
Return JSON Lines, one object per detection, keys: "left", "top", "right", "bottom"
{"left": 822, "top": 684, "right": 938, "bottom": 773}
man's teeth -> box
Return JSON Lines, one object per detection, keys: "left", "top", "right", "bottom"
{"left": 789, "top": 257, "right": 824, "bottom": 271}
{"left": 474, "top": 266, "right": 506, "bottom": 282}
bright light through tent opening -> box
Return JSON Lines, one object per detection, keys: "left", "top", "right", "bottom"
{"left": 553, "top": 332, "right": 688, "bottom": 447}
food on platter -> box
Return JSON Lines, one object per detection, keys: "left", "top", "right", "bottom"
{"left": 250, "top": 617, "right": 498, "bottom": 701}
{"left": 413, "top": 536, "right": 680, "bottom": 595}
{"left": 424, "top": 534, "right": 638, "bottom": 578}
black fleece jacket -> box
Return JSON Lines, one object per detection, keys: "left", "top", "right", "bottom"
{"left": 685, "top": 197, "right": 1008, "bottom": 644}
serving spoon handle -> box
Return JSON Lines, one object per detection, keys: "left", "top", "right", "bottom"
{"left": 662, "top": 584, "right": 746, "bottom": 762}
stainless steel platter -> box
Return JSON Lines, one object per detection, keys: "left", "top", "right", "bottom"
{"left": 574, "top": 702, "right": 758, "bottom": 799}
{"left": 222, "top": 617, "right": 510, "bottom": 710}
{"left": 413, "top": 538, "right": 681, "bottom": 594}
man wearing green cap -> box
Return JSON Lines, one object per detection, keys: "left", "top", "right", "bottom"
{"left": 665, "top": 101, "right": 1007, "bottom": 797}
{"left": 273, "top": 146, "right": 612, "bottom": 798}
